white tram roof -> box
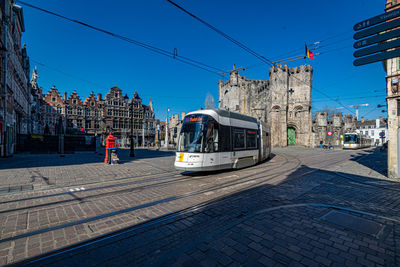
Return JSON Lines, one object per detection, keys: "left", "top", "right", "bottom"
{"left": 186, "top": 109, "right": 260, "bottom": 129}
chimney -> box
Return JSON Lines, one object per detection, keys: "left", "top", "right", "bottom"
{"left": 97, "top": 93, "right": 102, "bottom": 101}
{"left": 361, "top": 117, "right": 365, "bottom": 123}
{"left": 376, "top": 118, "right": 380, "bottom": 129}
{"left": 64, "top": 92, "right": 67, "bottom": 100}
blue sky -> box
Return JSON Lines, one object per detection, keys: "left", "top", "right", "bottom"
{"left": 21, "top": 0, "right": 386, "bottom": 121}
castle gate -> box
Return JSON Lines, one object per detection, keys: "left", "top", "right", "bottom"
{"left": 287, "top": 127, "right": 296, "bottom": 146}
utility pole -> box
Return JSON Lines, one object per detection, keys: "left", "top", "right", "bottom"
{"left": 164, "top": 108, "right": 170, "bottom": 148}
{"left": 129, "top": 100, "right": 134, "bottom": 157}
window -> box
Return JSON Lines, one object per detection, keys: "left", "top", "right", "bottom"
{"left": 77, "top": 108, "right": 82, "bottom": 116}
{"left": 52, "top": 97, "right": 56, "bottom": 102}
{"left": 67, "top": 107, "right": 72, "bottom": 115}
{"left": 233, "top": 128, "right": 245, "bottom": 150}
{"left": 73, "top": 100, "right": 77, "bottom": 104}
{"left": 246, "top": 130, "right": 257, "bottom": 149}
{"left": 85, "top": 120, "right": 91, "bottom": 129}
{"left": 371, "top": 130, "right": 374, "bottom": 136}
{"left": 56, "top": 107, "right": 62, "bottom": 114}
{"left": 107, "top": 109, "right": 112, "bottom": 116}
{"left": 397, "top": 99, "right": 400, "bottom": 116}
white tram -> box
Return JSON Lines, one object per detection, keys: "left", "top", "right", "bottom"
{"left": 343, "top": 133, "right": 372, "bottom": 149}
{"left": 174, "top": 109, "right": 271, "bottom": 172}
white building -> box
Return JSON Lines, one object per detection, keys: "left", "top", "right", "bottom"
{"left": 355, "top": 117, "right": 388, "bottom": 146}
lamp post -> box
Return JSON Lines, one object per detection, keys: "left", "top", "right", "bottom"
{"left": 164, "top": 108, "right": 170, "bottom": 148}
{"left": 129, "top": 101, "right": 135, "bottom": 157}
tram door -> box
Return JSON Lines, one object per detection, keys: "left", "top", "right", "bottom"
{"left": 287, "top": 127, "right": 296, "bottom": 146}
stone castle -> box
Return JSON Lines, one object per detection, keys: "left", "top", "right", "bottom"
{"left": 219, "top": 65, "right": 313, "bottom": 147}
{"left": 313, "top": 112, "right": 356, "bottom": 147}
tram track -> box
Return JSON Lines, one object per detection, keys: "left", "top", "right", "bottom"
{"left": 0, "top": 154, "right": 290, "bottom": 216}
{"left": 11, "top": 151, "right": 360, "bottom": 266}
{"left": 0, "top": 154, "right": 299, "bottom": 245}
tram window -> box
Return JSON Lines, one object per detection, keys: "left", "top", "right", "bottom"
{"left": 233, "top": 128, "right": 245, "bottom": 150}
{"left": 246, "top": 130, "right": 257, "bottom": 149}
{"left": 205, "top": 120, "right": 219, "bottom": 153}
{"left": 219, "top": 125, "right": 231, "bottom": 152}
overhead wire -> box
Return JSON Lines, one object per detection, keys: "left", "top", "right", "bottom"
{"left": 16, "top": 0, "right": 225, "bottom": 77}
{"left": 166, "top": 0, "right": 274, "bottom": 66}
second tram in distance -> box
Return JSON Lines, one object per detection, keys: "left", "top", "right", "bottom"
{"left": 174, "top": 109, "right": 271, "bottom": 172}
{"left": 343, "top": 132, "right": 372, "bottom": 149}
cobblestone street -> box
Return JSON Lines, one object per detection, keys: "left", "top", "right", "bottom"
{"left": 0, "top": 147, "right": 397, "bottom": 266}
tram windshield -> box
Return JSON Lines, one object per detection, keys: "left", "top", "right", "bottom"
{"left": 344, "top": 134, "right": 359, "bottom": 144}
{"left": 177, "top": 114, "right": 218, "bottom": 153}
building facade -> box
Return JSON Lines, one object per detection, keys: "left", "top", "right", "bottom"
{"left": 219, "top": 64, "right": 313, "bottom": 147}
{"left": 355, "top": 117, "right": 388, "bottom": 146}
{"left": 385, "top": 0, "right": 400, "bottom": 177}
{"left": 0, "top": 1, "right": 31, "bottom": 156}
{"left": 40, "top": 86, "right": 157, "bottom": 146}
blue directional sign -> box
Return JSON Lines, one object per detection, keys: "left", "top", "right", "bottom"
{"left": 354, "top": 49, "right": 400, "bottom": 66}
{"left": 354, "top": 17, "right": 400, "bottom": 40}
{"left": 354, "top": 28, "right": 400, "bottom": 49}
{"left": 353, "top": 10, "right": 400, "bottom": 67}
{"left": 354, "top": 8, "right": 400, "bottom": 31}
{"left": 354, "top": 38, "right": 400, "bottom": 58}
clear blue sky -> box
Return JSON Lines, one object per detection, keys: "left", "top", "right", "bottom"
{"left": 21, "top": 0, "right": 386, "bottom": 121}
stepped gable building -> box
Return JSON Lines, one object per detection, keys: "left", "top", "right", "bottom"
{"left": 219, "top": 64, "right": 313, "bottom": 147}
{"left": 40, "top": 86, "right": 64, "bottom": 135}
{"left": 40, "top": 85, "right": 156, "bottom": 145}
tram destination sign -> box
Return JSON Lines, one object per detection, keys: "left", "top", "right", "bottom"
{"left": 353, "top": 10, "right": 400, "bottom": 67}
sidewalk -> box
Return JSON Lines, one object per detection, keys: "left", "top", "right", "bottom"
{"left": 0, "top": 148, "right": 176, "bottom": 193}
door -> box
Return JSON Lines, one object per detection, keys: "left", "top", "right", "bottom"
{"left": 287, "top": 127, "right": 296, "bottom": 146}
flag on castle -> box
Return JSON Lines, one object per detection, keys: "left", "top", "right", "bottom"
{"left": 305, "top": 44, "right": 314, "bottom": 60}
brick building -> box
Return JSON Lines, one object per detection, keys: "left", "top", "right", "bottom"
{"left": 40, "top": 85, "right": 157, "bottom": 146}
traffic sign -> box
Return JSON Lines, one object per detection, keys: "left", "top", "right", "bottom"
{"left": 379, "top": 131, "right": 385, "bottom": 137}
{"left": 354, "top": 38, "right": 400, "bottom": 58}
{"left": 353, "top": 17, "right": 400, "bottom": 40}
{"left": 354, "top": 8, "right": 400, "bottom": 31}
{"left": 327, "top": 131, "right": 333, "bottom": 137}
{"left": 354, "top": 49, "right": 400, "bottom": 66}
{"left": 354, "top": 28, "right": 400, "bottom": 49}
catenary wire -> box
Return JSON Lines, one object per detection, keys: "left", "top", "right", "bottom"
{"left": 16, "top": 0, "right": 225, "bottom": 77}
{"left": 167, "top": 0, "right": 274, "bottom": 66}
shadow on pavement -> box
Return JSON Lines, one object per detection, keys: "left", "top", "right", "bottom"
{"left": 18, "top": 161, "right": 400, "bottom": 266}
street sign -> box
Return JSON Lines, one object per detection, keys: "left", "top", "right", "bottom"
{"left": 379, "top": 131, "right": 385, "bottom": 137}
{"left": 353, "top": 17, "right": 400, "bottom": 40}
{"left": 354, "top": 38, "right": 400, "bottom": 58}
{"left": 327, "top": 131, "right": 333, "bottom": 137}
{"left": 354, "top": 49, "right": 400, "bottom": 66}
{"left": 354, "top": 28, "right": 400, "bottom": 49}
{"left": 354, "top": 8, "right": 400, "bottom": 31}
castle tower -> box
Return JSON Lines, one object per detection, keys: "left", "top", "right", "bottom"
{"left": 269, "top": 65, "right": 290, "bottom": 147}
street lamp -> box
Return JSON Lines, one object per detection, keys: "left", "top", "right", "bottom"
{"left": 129, "top": 100, "right": 135, "bottom": 157}
{"left": 164, "top": 108, "right": 170, "bottom": 148}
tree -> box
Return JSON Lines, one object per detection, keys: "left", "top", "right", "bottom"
{"left": 205, "top": 93, "right": 215, "bottom": 109}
